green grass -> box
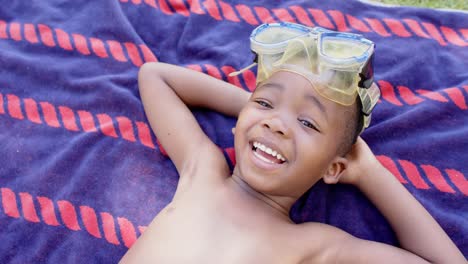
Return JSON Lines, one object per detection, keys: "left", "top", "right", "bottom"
{"left": 371, "top": 0, "right": 468, "bottom": 10}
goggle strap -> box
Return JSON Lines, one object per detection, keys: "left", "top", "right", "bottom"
{"left": 228, "top": 62, "right": 258, "bottom": 77}
{"left": 358, "top": 53, "right": 374, "bottom": 89}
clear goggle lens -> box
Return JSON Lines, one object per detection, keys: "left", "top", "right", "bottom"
{"left": 243, "top": 22, "right": 379, "bottom": 130}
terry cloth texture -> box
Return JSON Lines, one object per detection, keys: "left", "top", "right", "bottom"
{"left": 0, "top": 0, "right": 466, "bottom": 262}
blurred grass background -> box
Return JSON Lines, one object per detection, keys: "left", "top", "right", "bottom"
{"left": 371, "top": 0, "right": 468, "bottom": 10}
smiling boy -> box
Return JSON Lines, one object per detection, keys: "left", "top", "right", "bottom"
{"left": 120, "top": 23, "right": 464, "bottom": 263}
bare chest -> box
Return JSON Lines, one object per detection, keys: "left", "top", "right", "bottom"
{"left": 140, "top": 182, "right": 301, "bottom": 263}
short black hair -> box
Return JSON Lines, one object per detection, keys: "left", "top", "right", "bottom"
{"left": 337, "top": 97, "right": 364, "bottom": 156}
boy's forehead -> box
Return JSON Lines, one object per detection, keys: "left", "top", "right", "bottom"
{"left": 256, "top": 71, "right": 315, "bottom": 93}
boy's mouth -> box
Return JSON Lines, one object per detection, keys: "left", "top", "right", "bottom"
{"left": 251, "top": 141, "right": 286, "bottom": 165}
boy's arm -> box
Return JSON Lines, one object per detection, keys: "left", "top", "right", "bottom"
{"left": 332, "top": 138, "right": 465, "bottom": 263}
{"left": 138, "top": 62, "right": 250, "bottom": 174}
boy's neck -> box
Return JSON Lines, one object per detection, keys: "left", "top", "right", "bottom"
{"left": 230, "top": 173, "right": 293, "bottom": 222}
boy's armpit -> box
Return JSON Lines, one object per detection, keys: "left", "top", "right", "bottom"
{"left": 138, "top": 63, "right": 228, "bottom": 181}
{"left": 298, "top": 223, "right": 430, "bottom": 264}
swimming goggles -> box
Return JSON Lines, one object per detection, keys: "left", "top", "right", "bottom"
{"left": 230, "top": 22, "right": 380, "bottom": 130}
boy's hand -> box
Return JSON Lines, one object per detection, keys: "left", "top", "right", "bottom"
{"left": 339, "top": 137, "right": 381, "bottom": 186}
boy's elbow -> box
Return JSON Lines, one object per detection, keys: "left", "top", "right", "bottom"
{"left": 138, "top": 62, "right": 161, "bottom": 80}
{"left": 138, "top": 62, "right": 164, "bottom": 91}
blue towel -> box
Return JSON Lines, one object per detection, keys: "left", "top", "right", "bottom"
{"left": 0, "top": 0, "right": 466, "bottom": 262}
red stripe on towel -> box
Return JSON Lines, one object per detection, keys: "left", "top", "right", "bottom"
{"left": 118, "top": 217, "right": 138, "bottom": 248}
{"left": 38, "top": 24, "right": 56, "bottom": 47}
{"left": 117, "top": 116, "right": 137, "bottom": 142}
{"left": 24, "top": 98, "right": 42, "bottom": 124}
{"left": 59, "top": 106, "right": 80, "bottom": 131}
{"left": 58, "top": 200, "right": 81, "bottom": 231}
{"left": 376, "top": 156, "right": 407, "bottom": 184}
{"left": 0, "top": 20, "right": 8, "bottom": 39}
{"left": 139, "top": 44, "right": 158, "bottom": 62}
{"left": 205, "top": 64, "right": 222, "bottom": 80}
{"left": 167, "top": 0, "right": 190, "bottom": 16}
{"left": 397, "top": 86, "right": 424, "bottom": 105}
{"left": 40, "top": 102, "right": 61, "bottom": 128}
{"left": 156, "top": 139, "right": 168, "bottom": 156}
{"left": 383, "top": 18, "right": 412, "bottom": 37}
{"left": 136, "top": 121, "right": 156, "bottom": 149}
{"left": 235, "top": 5, "right": 259, "bottom": 25}
{"left": 9, "top": 22, "right": 22, "bottom": 41}
{"left": 421, "top": 22, "right": 447, "bottom": 46}
{"left": 107, "top": 40, "right": 128, "bottom": 62}
{"left": 37, "top": 196, "right": 60, "bottom": 226}
{"left": 402, "top": 19, "right": 430, "bottom": 38}
{"left": 24, "top": 24, "right": 39, "bottom": 43}
{"left": 272, "top": 8, "right": 297, "bottom": 23}
{"left": 446, "top": 169, "right": 468, "bottom": 196}
{"left": 158, "top": 0, "right": 173, "bottom": 14}
{"left": 72, "top": 33, "right": 91, "bottom": 55}
{"left": 3, "top": 188, "right": 147, "bottom": 247}
{"left": 420, "top": 165, "right": 455, "bottom": 193}
{"left": 144, "top": 0, "right": 157, "bottom": 8}
{"left": 124, "top": 42, "right": 144, "bottom": 66}
{"left": 460, "top": 29, "right": 468, "bottom": 40}
{"left": 0, "top": 93, "right": 4, "bottom": 114}
{"left": 377, "top": 81, "right": 403, "bottom": 106}
{"left": 308, "top": 9, "right": 335, "bottom": 29}
{"left": 346, "top": 15, "right": 371, "bottom": 32}
{"left": 327, "top": 10, "right": 349, "bottom": 32}
{"left": 398, "top": 160, "right": 430, "bottom": 189}
{"left": 94, "top": 2, "right": 468, "bottom": 47}
{"left": 90, "top": 38, "right": 109, "bottom": 58}
{"left": 55, "top": 29, "right": 73, "bottom": 51}
{"left": 7, "top": 94, "right": 24, "bottom": 120}
{"left": 242, "top": 70, "right": 256, "bottom": 92}
{"left": 19, "top": 192, "right": 40, "bottom": 223}
{"left": 97, "top": 114, "right": 119, "bottom": 138}
{"left": 101, "top": 212, "right": 121, "bottom": 245}
{"left": 364, "top": 18, "right": 391, "bottom": 37}
{"left": 80, "top": 206, "right": 102, "bottom": 238}
{"left": 219, "top": 1, "right": 240, "bottom": 22}
{"left": 221, "top": 66, "right": 243, "bottom": 88}
{"left": 289, "top": 6, "right": 314, "bottom": 26}
{"left": 445, "top": 87, "right": 467, "bottom": 110}
{"left": 224, "top": 147, "right": 236, "bottom": 166}
{"left": 187, "top": 0, "right": 205, "bottom": 15}
{"left": 440, "top": 26, "right": 467, "bottom": 47}
{"left": 415, "top": 89, "right": 448, "bottom": 102}
{"left": 1, "top": 188, "right": 20, "bottom": 218}
{"left": 203, "top": 0, "right": 222, "bottom": 20}
{"left": 78, "top": 110, "right": 98, "bottom": 132}
{"left": 254, "top": 6, "right": 276, "bottom": 23}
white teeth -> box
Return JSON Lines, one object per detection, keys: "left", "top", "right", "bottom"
{"left": 252, "top": 141, "right": 286, "bottom": 162}
{"left": 253, "top": 151, "right": 276, "bottom": 164}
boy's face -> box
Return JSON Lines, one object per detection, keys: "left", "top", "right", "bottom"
{"left": 233, "top": 70, "right": 354, "bottom": 199}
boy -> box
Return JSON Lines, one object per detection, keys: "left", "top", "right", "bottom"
{"left": 121, "top": 23, "right": 464, "bottom": 263}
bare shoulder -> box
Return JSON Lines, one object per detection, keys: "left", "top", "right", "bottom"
{"left": 292, "top": 222, "right": 430, "bottom": 264}
{"left": 287, "top": 222, "right": 348, "bottom": 263}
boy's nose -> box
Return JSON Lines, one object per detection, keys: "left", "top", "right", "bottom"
{"left": 262, "top": 116, "right": 291, "bottom": 137}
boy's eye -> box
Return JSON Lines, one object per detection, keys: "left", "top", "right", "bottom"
{"left": 299, "top": 119, "right": 318, "bottom": 131}
{"left": 255, "top": 100, "right": 272, "bottom": 108}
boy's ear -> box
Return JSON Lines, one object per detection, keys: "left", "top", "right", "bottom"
{"left": 231, "top": 127, "right": 235, "bottom": 135}
{"left": 323, "top": 157, "right": 348, "bottom": 184}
